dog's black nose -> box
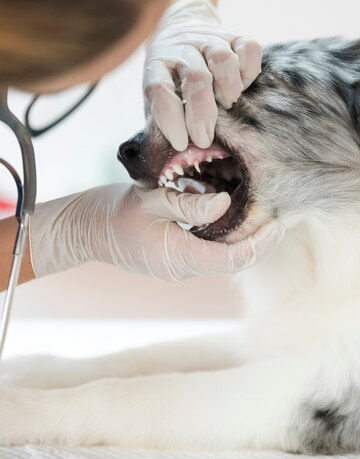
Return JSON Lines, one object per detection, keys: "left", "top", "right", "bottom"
{"left": 118, "top": 140, "right": 140, "bottom": 165}
{"left": 117, "top": 132, "right": 146, "bottom": 181}
{"left": 117, "top": 132, "right": 144, "bottom": 168}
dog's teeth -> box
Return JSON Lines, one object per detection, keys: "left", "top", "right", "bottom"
{"left": 160, "top": 175, "right": 168, "bottom": 185}
{"left": 194, "top": 161, "right": 201, "bottom": 173}
{"left": 173, "top": 164, "right": 184, "bottom": 176}
{"left": 206, "top": 156, "right": 213, "bottom": 163}
{"left": 165, "top": 169, "right": 174, "bottom": 181}
{"left": 158, "top": 179, "right": 163, "bottom": 187}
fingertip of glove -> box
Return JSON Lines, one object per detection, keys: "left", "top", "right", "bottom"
{"left": 190, "top": 119, "right": 216, "bottom": 149}
{"left": 213, "top": 191, "right": 231, "bottom": 210}
{"left": 159, "top": 121, "right": 188, "bottom": 152}
{"left": 205, "top": 192, "right": 231, "bottom": 221}
{"left": 167, "top": 133, "right": 188, "bottom": 152}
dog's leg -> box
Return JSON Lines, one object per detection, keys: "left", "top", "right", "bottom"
{"left": 0, "top": 356, "right": 311, "bottom": 451}
{"left": 0, "top": 333, "right": 239, "bottom": 389}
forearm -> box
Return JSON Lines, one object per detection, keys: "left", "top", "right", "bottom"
{"left": 0, "top": 217, "right": 35, "bottom": 292}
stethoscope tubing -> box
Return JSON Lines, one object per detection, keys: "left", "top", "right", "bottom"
{"left": 0, "top": 82, "right": 97, "bottom": 359}
{"left": 0, "top": 87, "right": 37, "bottom": 360}
{"left": 0, "top": 213, "right": 30, "bottom": 358}
{"left": 0, "top": 87, "right": 36, "bottom": 216}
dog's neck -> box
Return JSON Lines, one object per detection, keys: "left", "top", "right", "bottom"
{"left": 240, "top": 215, "right": 360, "bottom": 317}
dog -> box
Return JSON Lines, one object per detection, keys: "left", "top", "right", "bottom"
{"left": 0, "top": 37, "right": 359, "bottom": 454}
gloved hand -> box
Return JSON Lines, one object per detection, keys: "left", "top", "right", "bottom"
{"left": 144, "top": 0, "right": 262, "bottom": 151}
{"left": 30, "top": 184, "right": 284, "bottom": 281}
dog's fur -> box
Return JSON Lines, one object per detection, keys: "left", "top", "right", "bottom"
{"left": 0, "top": 37, "right": 360, "bottom": 454}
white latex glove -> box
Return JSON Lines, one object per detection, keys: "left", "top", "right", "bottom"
{"left": 144, "top": 0, "right": 262, "bottom": 151}
{"left": 29, "top": 185, "right": 284, "bottom": 282}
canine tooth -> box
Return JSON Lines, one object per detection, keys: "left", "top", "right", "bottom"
{"left": 165, "top": 169, "right": 174, "bottom": 181}
{"left": 194, "top": 161, "right": 201, "bottom": 173}
{"left": 206, "top": 156, "right": 213, "bottom": 163}
{"left": 158, "top": 179, "right": 163, "bottom": 187}
{"left": 173, "top": 164, "right": 184, "bottom": 176}
{"left": 160, "top": 175, "right": 168, "bottom": 185}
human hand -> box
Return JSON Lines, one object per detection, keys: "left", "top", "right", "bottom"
{"left": 30, "top": 185, "right": 283, "bottom": 281}
{"left": 144, "top": 0, "right": 262, "bottom": 151}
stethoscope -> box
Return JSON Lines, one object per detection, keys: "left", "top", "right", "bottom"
{"left": 0, "top": 83, "right": 98, "bottom": 359}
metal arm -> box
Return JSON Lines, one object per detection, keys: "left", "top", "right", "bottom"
{"left": 0, "top": 87, "right": 37, "bottom": 359}
{"left": 0, "top": 87, "right": 36, "bottom": 216}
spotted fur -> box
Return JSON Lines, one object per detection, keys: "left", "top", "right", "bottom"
{"left": 0, "top": 37, "right": 359, "bottom": 454}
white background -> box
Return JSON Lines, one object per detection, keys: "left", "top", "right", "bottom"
{"left": 0, "top": 0, "right": 359, "bottom": 320}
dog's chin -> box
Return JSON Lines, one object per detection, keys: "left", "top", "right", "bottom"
{"left": 147, "top": 141, "right": 250, "bottom": 242}
{"left": 191, "top": 176, "right": 249, "bottom": 241}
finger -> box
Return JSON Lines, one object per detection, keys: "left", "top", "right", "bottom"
{"left": 144, "top": 60, "right": 188, "bottom": 151}
{"left": 203, "top": 39, "right": 243, "bottom": 109}
{"left": 167, "top": 190, "right": 231, "bottom": 226}
{"left": 176, "top": 221, "right": 285, "bottom": 276}
{"left": 231, "top": 37, "right": 262, "bottom": 91}
{"left": 141, "top": 188, "right": 231, "bottom": 226}
{"left": 177, "top": 47, "right": 218, "bottom": 149}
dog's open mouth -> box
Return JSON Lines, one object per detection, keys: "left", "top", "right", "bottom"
{"left": 157, "top": 142, "right": 249, "bottom": 240}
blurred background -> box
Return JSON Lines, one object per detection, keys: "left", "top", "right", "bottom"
{"left": 0, "top": 0, "right": 358, "bottom": 357}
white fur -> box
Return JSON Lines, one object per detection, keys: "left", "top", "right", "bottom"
{"left": 1, "top": 35, "right": 360, "bottom": 452}
{"left": 0, "top": 213, "right": 359, "bottom": 451}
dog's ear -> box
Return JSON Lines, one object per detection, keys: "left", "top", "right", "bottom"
{"left": 334, "top": 78, "right": 360, "bottom": 141}
{"left": 342, "top": 41, "right": 360, "bottom": 141}
{"left": 350, "top": 81, "right": 360, "bottom": 141}
{"left": 330, "top": 40, "right": 360, "bottom": 142}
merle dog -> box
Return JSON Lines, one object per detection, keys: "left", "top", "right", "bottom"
{"left": 0, "top": 37, "right": 359, "bottom": 455}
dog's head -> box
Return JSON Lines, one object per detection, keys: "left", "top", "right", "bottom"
{"left": 118, "top": 38, "right": 360, "bottom": 243}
